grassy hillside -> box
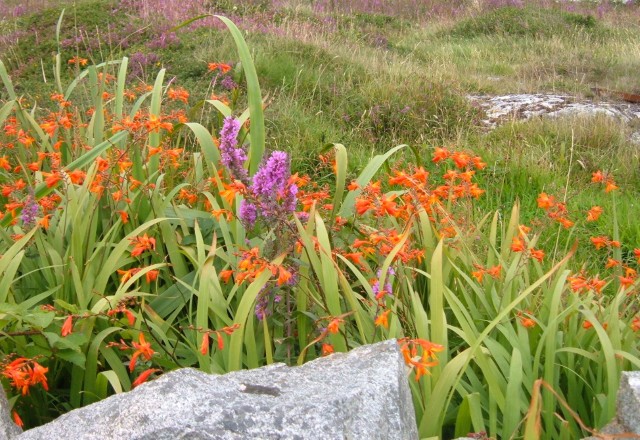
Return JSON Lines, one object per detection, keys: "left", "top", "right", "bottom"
{"left": 1, "top": 0, "right": 639, "bottom": 246}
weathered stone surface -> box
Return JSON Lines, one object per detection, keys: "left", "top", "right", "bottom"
{"left": 582, "top": 372, "right": 640, "bottom": 440}
{"left": 18, "top": 340, "right": 417, "bottom": 440}
{"left": 467, "top": 93, "right": 640, "bottom": 129}
{"left": 0, "top": 387, "right": 22, "bottom": 440}
{"left": 616, "top": 371, "right": 640, "bottom": 433}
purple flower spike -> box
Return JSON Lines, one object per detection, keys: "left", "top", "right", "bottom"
{"left": 219, "top": 116, "right": 247, "bottom": 182}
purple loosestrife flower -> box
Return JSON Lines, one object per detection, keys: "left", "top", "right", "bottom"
{"left": 21, "top": 194, "right": 39, "bottom": 228}
{"left": 251, "top": 151, "right": 289, "bottom": 197}
{"left": 248, "top": 151, "right": 298, "bottom": 223}
{"left": 219, "top": 116, "right": 248, "bottom": 182}
{"left": 221, "top": 75, "right": 237, "bottom": 90}
{"left": 239, "top": 200, "right": 257, "bottom": 228}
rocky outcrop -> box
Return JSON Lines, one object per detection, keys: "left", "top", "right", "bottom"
{"left": 468, "top": 93, "right": 640, "bottom": 129}
{"left": 0, "top": 388, "right": 21, "bottom": 440}
{"left": 15, "top": 340, "right": 417, "bottom": 440}
{"left": 583, "top": 372, "right": 640, "bottom": 439}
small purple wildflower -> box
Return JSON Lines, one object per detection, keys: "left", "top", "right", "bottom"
{"left": 221, "top": 75, "right": 237, "bottom": 91}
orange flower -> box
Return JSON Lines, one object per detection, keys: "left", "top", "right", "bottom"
{"left": 591, "top": 170, "right": 605, "bottom": 183}
{"left": 118, "top": 210, "right": 129, "bottom": 224}
{"left": 374, "top": 310, "right": 391, "bottom": 329}
{"left": 220, "top": 269, "right": 234, "bottom": 283}
{"left": 68, "top": 56, "right": 88, "bottom": 66}
{"left": 200, "top": 332, "right": 210, "bottom": 355}
{"left": 327, "top": 318, "right": 344, "bottom": 334}
{"left": 605, "top": 258, "right": 620, "bottom": 269}
{"left": 129, "top": 234, "right": 156, "bottom": 257}
{"left": 471, "top": 269, "right": 484, "bottom": 283}
{"left": 520, "top": 317, "right": 536, "bottom": 328}
{"left": 276, "top": 266, "right": 292, "bottom": 286}
{"left": 208, "top": 63, "right": 232, "bottom": 73}
{"left": 321, "top": 343, "right": 334, "bottom": 356}
{"left": 605, "top": 180, "right": 618, "bottom": 193}
{"left": 486, "top": 265, "right": 502, "bottom": 279}
{"left": 61, "top": 315, "right": 73, "bottom": 337}
{"left": 12, "top": 411, "right": 23, "bottom": 428}
{"left": 631, "top": 317, "right": 640, "bottom": 332}
{"left": 511, "top": 237, "right": 526, "bottom": 252}
{"left": 129, "top": 333, "right": 155, "bottom": 372}
{"left": 432, "top": 147, "right": 450, "bottom": 163}
{"left": 145, "top": 269, "right": 159, "bottom": 283}
{"left": 132, "top": 369, "right": 160, "bottom": 388}
{"left": 536, "top": 192, "right": 555, "bottom": 210}
{"left": 590, "top": 236, "right": 608, "bottom": 250}
{"left": 530, "top": 248, "right": 545, "bottom": 263}
{"left": 583, "top": 320, "right": 593, "bottom": 330}
{"left": 586, "top": 206, "right": 603, "bottom": 222}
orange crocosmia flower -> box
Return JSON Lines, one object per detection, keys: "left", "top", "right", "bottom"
{"left": 605, "top": 180, "right": 618, "bottom": 193}
{"left": 378, "top": 194, "right": 399, "bottom": 217}
{"left": 67, "top": 169, "right": 86, "bottom": 184}
{"left": 321, "top": 343, "right": 334, "bottom": 356}
{"left": 219, "top": 269, "right": 234, "bottom": 283}
{"left": 167, "top": 87, "right": 190, "bottom": 103}
{"left": 610, "top": 240, "right": 621, "bottom": 248}
{"left": 451, "top": 152, "right": 470, "bottom": 169}
{"left": 118, "top": 210, "right": 129, "bottom": 224}
{"left": 354, "top": 198, "right": 373, "bottom": 216}
{"left": 132, "top": 369, "right": 160, "bottom": 388}
{"left": 605, "top": 258, "right": 621, "bottom": 269}
{"left": 12, "top": 411, "right": 23, "bottom": 428}
{"left": 61, "top": 315, "right": 74, "bottom": 337}
{"left": 590, "top": 236, "right": 608, "bottom": 250}
{"left": 129, "top": 333, "right": 155, "bottom": 372}
{"left": 68, "top": 56, "right": 88, "bottom": 66}
{"left": 200, "top": 332, "right": 210, "bottom": 355}
{"left": 471, "top": 268, "right": 484, "bottom": 283}
{"left": 442, "top": 169, "right": 458, "bottom": 181}
{"left": 536, "top": 192, "right": 555, "bottom": 210}
{"left": 620, "top": 275, "right": 636, "bottom": 289}
{"left": 145, "top": 270, "right": 159, "bottom": 283}
{"left": 530, "top": 248, "right": 545, "bottom": 263}
{"left": 432, "top": 147, "right": 450, "bottom": 163}
{"left": 486, "top": 265, "right": 502, "bottom": 279}
{"left": 276, "top": 266, "right": 292, "bottom": 286}
{"left": 374, "top": 310, "right": 391, "bottom": 329}
{"left": 582, "top": 320, "right": 593, "bottom": 330}
{"left": 129, "top": 234, "right": 156, "bottom": 257}
{"left": 117, "top": 268, "right": 140, "bottom": 283}
{"left": 592, "top": 170, "right": 605, "bottom": 183}
{"left": 631, "top": 317, "right": 640, "bottom": 332}
{"left": 472, "top": 156, "right": 487, "bottom": 170}
{"left": 41, "top": 172, "right": 62, "bottom": 188}
{"left": 586, "top": 206, "right": 603, "bottom": 222}
{"left": 511, "top": 237, "right": 526, "bottom": 252}
{"left": 219, "top": 181, "right": 245, "bottom": 205}
{"left": 208, "top": 62, "right": 232, "bottom": 73}
{"left": 520, "top": 316, "right": 536, "bottom": 328}
{"left": 39, "top": 214, "right": 51, "bottom": 230}
{"left": 556, "top": 217, "right": 574, "bottom": 229}
{"left": 327, "top": 318, "right": 344, "bottom": 334}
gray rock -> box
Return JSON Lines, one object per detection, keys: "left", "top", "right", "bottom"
{"left": 616, "top": 371, "right": 640, "bottom": 433}
{"left": 0, "top": 387, "right": 22, "bottom": 440}
{"left": 582, "top": 372, "right": 640, "bottom": 439}
{"left": 18, "top": 340, "right": 417, "bottom": 440}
